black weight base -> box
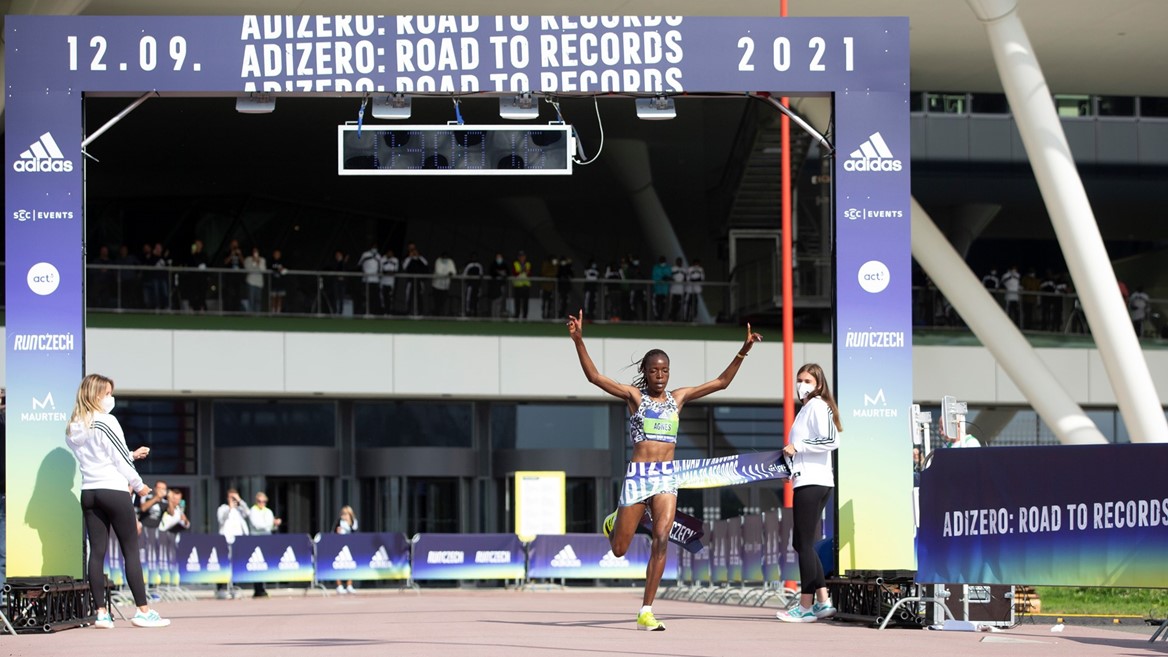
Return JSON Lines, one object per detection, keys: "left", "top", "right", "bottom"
{"left": 2, "top": 576, "right": 105, "bottom": 634}
{"left": 828, "top": 570, "right": 925, "bottom": 629}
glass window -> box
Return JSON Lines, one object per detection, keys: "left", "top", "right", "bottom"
{"left": 1139, "top": 96, "right": 1168, "bottom": 117}
{"left": 355, "top": 401, "right": 472, "bottom": 448}
{"left": 674, "top": 406, "right": 709, "bottom": 460}
{"left": 1098, "top": 96, "right": 1135, "bottom": 117}
{"left": 119, "top": 399, "right": 197, "bottom": 474}
{"left": 490, "top": 403, "right": 608, "bottom": 449}
{"left": 565, "top": 477, "right": 596, "bottom": 533}
{"left": 970, "top": 93, "right": 1010, "bottom": 114}
{"left": 909, "top": 92, "right": 923, "bottom": 113}
{"left": 712, "top": 405, "right": 784, "bottom": 456}
{"left": 926, "top": 92, "right": 967, "bottom": 114}
{"left": 213, "top": 400, "right": 335, "bottom": 447}
{"left": 1054, "top": 94, "right": 1092, "bottom": 117}
{"left": 408, "top": 477, "right": 459, "bottom": 533}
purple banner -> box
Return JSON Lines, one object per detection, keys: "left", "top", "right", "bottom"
{"left": 834, "top": 87, "right": 915, "bottom": 570}
{"left": 710, "top": 520, "right": 729, "bottom": 584}
{"left": 527, "top": 533, "right": 675, "bottom": 580}
{"left": 917, "top": 445, "right": 1168, "bottom": 587}
{"left": 411, "top": 533, "right": 524, "bottom": 580}
{"left": 175, "top": 534, "right": 231, "bottom": 585}
{"left": 742, "top": 515, "right": 764, "bottom": 582}
{"left": 691, "top": 522, "right": 713, "bottom": 584}
{"left": 230, "top": 534, "right": 315, "bottom": 583}
{"left": 6, "top": 16, "right": 908, "bottom": 94}
{"left": 315, "top": 533, "right": 411, "bottom": 581}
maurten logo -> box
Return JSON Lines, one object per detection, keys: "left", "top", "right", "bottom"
{"left": 14, "top": 132, "right": 74, "bottom": 173}
{"left": 844, "top": 132, "right": 902, "bottom": 172}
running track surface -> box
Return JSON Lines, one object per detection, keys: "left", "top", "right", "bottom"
{"left": 3, "top": 589, "right": 1165, "bottom": 657}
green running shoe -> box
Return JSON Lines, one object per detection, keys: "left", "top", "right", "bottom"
{"left": 636, "top": 610, "right": 666, "bottom": 631}
{"left": 602, "top": 509, "right": 618, "bottom": 539}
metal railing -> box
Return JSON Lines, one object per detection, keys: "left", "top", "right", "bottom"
{"left": 77, "top": 263, "right": 737, "bottom": 324}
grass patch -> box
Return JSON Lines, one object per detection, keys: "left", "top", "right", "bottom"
{"left": 1034, "top": 587, "right": 1168, "bottom": 617}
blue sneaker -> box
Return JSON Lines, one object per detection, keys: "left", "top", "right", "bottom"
{"left": 93, "top": 611, "right": 114, "bottom": 629}
{"left": 130, "top": 609, "right": 170, "bottom": 628}
{"left": 602, "top": 509, "right": 618, "bottom": 539}
{"left": 776, "top": 606, "right": 817, "bottom": 623}
{"left": 812, "top": 601, "right": 837, "bottom": 619}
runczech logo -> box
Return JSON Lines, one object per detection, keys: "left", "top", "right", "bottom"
{"left": 843, "top": 132, "right": 902, "bottom": 172}
{"left": 13, "top": 132, "right": 74, "bottom": 173}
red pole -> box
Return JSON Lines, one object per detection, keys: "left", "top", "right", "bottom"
{"left": 780, "top": 0, "right": 794, "bottom": 511}
{"left": 779, "top": 0, "right": 797, "bottom": 594}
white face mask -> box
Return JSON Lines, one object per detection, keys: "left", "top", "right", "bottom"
{"left": 796, "top": 381, "right": 815, "bottom": 400}
{"left": 100, "top": 395, "right": 116, "bottom": 413}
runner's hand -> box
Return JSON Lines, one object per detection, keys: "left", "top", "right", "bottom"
{"left": 567, "top": 310, "right": 584, "bottom": 341}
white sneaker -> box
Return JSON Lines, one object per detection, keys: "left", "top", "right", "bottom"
{"left": 336, "top": 584, "right": 346, "bottom": 594}
{"left": 346, "top": 584, "right": 356, "bottom": 594}
{"left": 94, "top": 611, "right": 115, "bottom": 629}
{"left": 131, "top": 609, "right": 170, "bottom": 628}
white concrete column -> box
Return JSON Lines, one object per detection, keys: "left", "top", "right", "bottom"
{"left": 966, "top": 0, "right": 1168, "bottom": 442}
{"left": 912, "top": 198, "right": 1106, "bottom": 445}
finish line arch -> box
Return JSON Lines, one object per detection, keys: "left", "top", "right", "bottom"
{"left": 4, "top": 15, "right": 911, "bottom": 577}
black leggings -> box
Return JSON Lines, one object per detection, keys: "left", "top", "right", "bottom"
{"left": 792, "top": 485, "right": 832, "bottom": 595}
{"left": 82, "top": 489, "right": 148, "bottom": 608}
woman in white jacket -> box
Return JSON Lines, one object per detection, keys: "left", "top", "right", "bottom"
{"left": 65, "top": 374, "right": 170, "bottom": 629}
{"left": 775, "top": 363, "right": 842, "bottom": 623}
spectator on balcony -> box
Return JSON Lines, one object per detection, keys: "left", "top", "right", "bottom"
{"left": 462, "top": 252, "right": 484, "bottom": 317}
{"left": 182, "top": 240, "right": 209, "bottom": 313}
{"left": 512, "top": 251, "right": 533, "bottom": 320}
{"left": 244, "top": 247, "right": 267, "bottom": 313}
{"left": 670, "top": 257, "right": 687, "bottom": 322}
{"left": 380, "top": 248, "right": 399, "bottom": 315}
{"left": 402, "top": 243, "right": 429, "bottom": 316}
{"left": 433, "top": 252, "right": 457, "bottom": 317}
{"left": 91, "top": 245, "right": 117, "bottom": 309}
{"left": 540, "top": 256, "right": 559, "bottom": 319}
{"left": 685, "top": 259, "right": 705, "bottom": 323}
{"left": 222, "top": 239, "right": 245, "bottom": 312}
{"left": 651, "top": 256, "right": 671, "bottom": 321}
{"left": 557, "top": 256, "right": 575, "bottom": 319}
{"left": 325, "top": 249, "right": 349, "bottom": 315}
{"left": 143, "top": 243, "right": 171, "bottom": 311}
{"left": 625, "top": 256, "right": 646, "bottom": 321}
{"left": 357, "top": 242, "right": 383, "bottom": 316}
{"left": 115, "top": 244, "right": 142, "bottom": 310}
{"left": 269, "top": 249, "right": 288, "bottom": 314}
{"left": 604, "top": 258, "right": 625, "bottom": 320}
{"left": 582, "top": 259, "right": 600, "bottom": 320}
{"left": 1001, "top": 265, "right": 1022, "bottom": 327}
{"left": 1129, "top": 285, "right": 1151, "bottom": 337}
{"left": 488, "top": 253, "right": 509, "bottom": 318}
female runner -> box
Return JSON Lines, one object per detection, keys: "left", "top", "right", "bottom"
{"left": 567, "top": 310, "right": 762, "bottom": 630}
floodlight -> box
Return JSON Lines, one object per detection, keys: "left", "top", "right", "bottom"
{"left": 235, "top": 93, "right": 275, "bottom": 114}
{"left": 635, "top": 95, "right": 676, "bottom": 120}
{"left": 372, "top": 94, "right": 412, "bottom": 119}
{"left": 499, "top": 92, "right": 540, "bottom": 120}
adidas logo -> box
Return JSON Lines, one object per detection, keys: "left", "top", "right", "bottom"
{"left": 550, "top": 545, "right": 582, "bottom": 568}
{"left": 246, "top": 546, "right": 269, "bottom": 572}
{"left": 186, "top": 547, "right": 202, "bottom": 572}
{"left": 332, "top": 545, "right": 357, "bottom": 570}
{"left": 369, "top": 546, "right": 393, "bottom": 569}
{"left": 278, "top": 546, "right": 301, "bottom": 571}
{"left": 13, "top": 132, "right": 74, "bottom": 173}
{"left": 207, "top": 547, "right": 222, "bottom": 571}
{"left": 843, "top": 131, "right": 902, "bottom": 172}
{"left": 599, "top": 550, "right": 630, "bottom": 568}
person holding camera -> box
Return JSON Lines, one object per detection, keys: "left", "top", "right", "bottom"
{"left": 65, "top": 374, "right": 170, "bottom": 628}
{"left": 216, "top": 488, "right": 250, "bottom": 599}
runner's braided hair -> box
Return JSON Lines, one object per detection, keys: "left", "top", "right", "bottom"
{"left": 631, "top": 349, "right": 669, "bottom": 390}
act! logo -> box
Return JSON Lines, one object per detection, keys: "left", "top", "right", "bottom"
{"left": 857, "top": 260, "right": 890, "bottom": 294}
{"left": 27, "top": 262, "right": 61, "bottom": 296}
{"left": 843, "top": 132, "right": 902, "bottom": 173}
{"left": 13, "top": 132, "right": 74, "bottom": 173}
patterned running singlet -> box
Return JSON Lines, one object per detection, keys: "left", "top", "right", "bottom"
{"left": 629, "top": 389, "right": 680, "bottom": 444}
